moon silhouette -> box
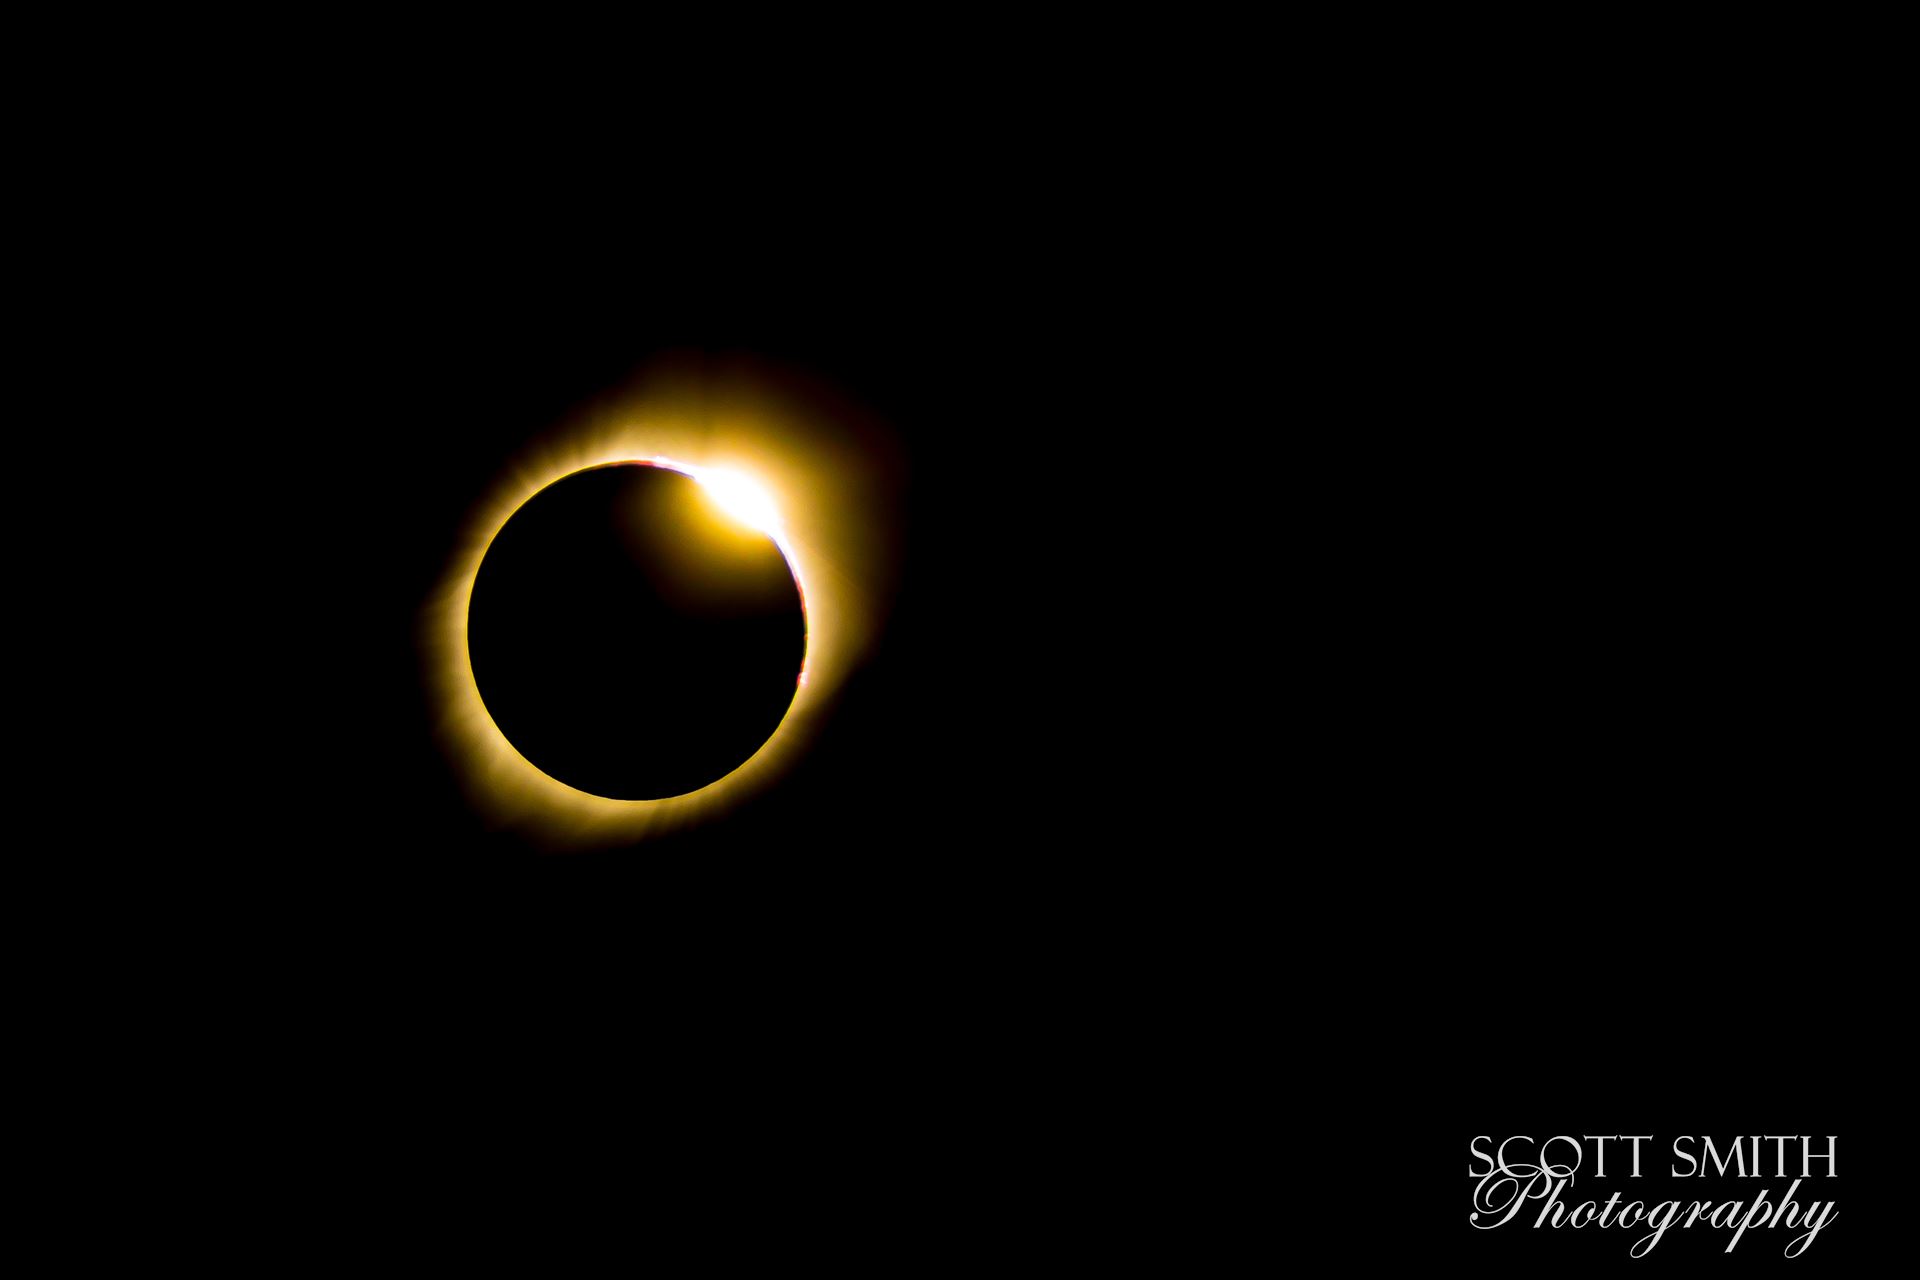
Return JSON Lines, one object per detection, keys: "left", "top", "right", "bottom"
{"left": 467, "top": 462, "right": 806, "bottom": 800}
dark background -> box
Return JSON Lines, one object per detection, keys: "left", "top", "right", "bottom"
{"left": 103, "top": 77, "right": 1894, "bottom": 1263}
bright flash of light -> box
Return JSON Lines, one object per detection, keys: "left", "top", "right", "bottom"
{"left": 422, "top": 356, "right": 900, "bottom": 850}
{"left": 690, "top": 466, "right": 782, "bottom": 536}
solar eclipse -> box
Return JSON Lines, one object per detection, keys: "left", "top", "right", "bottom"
{"left": 423, "top": 357, "right": 898, "bottom": 848}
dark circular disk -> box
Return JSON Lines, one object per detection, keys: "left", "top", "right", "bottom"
{"left": 467, "top": 462, "right": 806, "bottom": 800}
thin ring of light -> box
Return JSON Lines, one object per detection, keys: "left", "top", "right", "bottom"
{"left": 422, "top": 365, "right": 893, "bottom": 848}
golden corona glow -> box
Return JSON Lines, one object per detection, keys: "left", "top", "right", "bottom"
{"left": 422, "top": 357, "right": 899, "bottom": 850}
